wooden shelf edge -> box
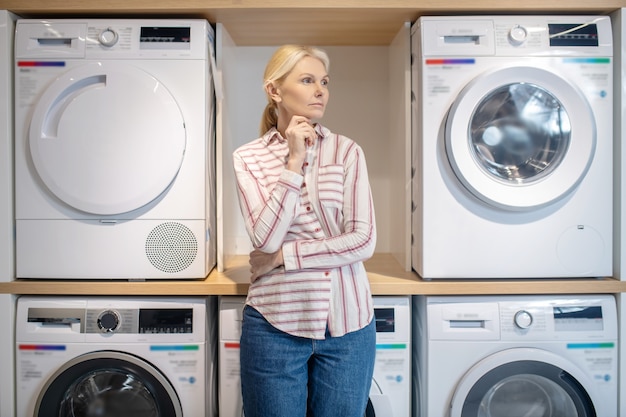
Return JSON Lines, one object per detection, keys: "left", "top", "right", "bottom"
{"left": 1, "top": 0, "right": 623, "bottom": 12}
{"left": 2, "top": 253, "right": 626, "bottom": 296}
{"left": 369, "top": 276, "right": 626, "bottom": 295}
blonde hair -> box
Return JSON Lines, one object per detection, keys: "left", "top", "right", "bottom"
{"left": 260, "top": 45, "right": 330, "bottom": 135}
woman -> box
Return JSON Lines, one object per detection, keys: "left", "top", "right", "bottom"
{"left": 232, "top": 44, "right": 377, "bottom": 417}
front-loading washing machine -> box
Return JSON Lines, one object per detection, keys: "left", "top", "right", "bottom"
{"left": 412, "top": 295, "right": 618, "bottom": 417}
{"left": 411, "top": 16, "right": 613, "bottom": 278}
{"left": 14, "top": 19, "right": 216, "bottom": 279}
{"left": 369, "top": 296, "right": 411, "bottom": 417}
{"left": 219, "top": 296, "right": 246, "bottom": 417}
{"left": 16, "top": 296, "right": 218, "bottom": 417}
{"left": 218, "top": 296, "right": 411, "bottom": 417}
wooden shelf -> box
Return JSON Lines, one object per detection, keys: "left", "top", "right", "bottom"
{"left": 1, "top": 0, "right": 625, "bottom": 295}
{"left": 2, "top": 253, "right": 625, "bottom": 296}
{"left": 1, "top": 0, "right": 624, "bottom": 45}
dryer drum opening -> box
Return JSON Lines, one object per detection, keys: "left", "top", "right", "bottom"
{"left": 35, "top": 352, "right": 183, "bottom": 417}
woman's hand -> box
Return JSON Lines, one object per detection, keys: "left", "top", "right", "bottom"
{"left": 249, "top": 248, "right": 284, "bottom": 282}
{"left": 285, "top": 115, "right": 316, "bottom": 173}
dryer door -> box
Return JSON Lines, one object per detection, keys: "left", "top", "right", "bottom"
{"left": 445, "top": 66, "right": 595, "bottom": 210}
{"left": 35, "top": 351, "right": 182, "bottom": 417}
{"left": 28, "top": 61, "right": 186, "bottom": 215}
{"left": 449, "top": 348, "right": 598, "bottom": 417}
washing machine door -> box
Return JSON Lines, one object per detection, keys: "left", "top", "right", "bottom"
{"left": 364, "top": 378, "right": 394, "bottom": 416}
{"left": 445, "top": 66, "right": 595, "bottom": 210}
{"left": 450, "top": 348, "right": 597, "bottom": 417}
{"left": 28, "top": 61, "right": 186, "bottom": 215}
{"left": 34, "top": 351, "right": 182, "bottom": 417}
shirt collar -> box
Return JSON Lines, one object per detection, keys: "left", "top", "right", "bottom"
{"left": 262, "top": 123, "right": 327, "bottom": 146}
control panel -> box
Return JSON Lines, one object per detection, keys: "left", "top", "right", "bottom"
{"left": 28, "top": 307, "right": 194, "bottom": 334}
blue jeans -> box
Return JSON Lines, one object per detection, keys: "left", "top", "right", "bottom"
{"left": 240, "top": 305, "right": 376, "bottom": 417}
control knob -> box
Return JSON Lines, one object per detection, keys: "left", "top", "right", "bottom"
{"left": 514, "top": 310, "right": 533, "bottom": 329}
{"left": 97, "top": 310, "right": 121, "bottom": 333}
{"left": 508, "top": 25, "right": 528, "bottom": 45}
{"left": 98, "top": 28, "right": 119, "bottom": 47}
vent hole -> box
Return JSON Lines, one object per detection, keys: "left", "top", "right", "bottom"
{"left": 145, "top": 222, "right": 198, "bottom": 273}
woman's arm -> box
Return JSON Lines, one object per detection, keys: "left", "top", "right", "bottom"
{"left": 233, "top": 146, "right": 303, "bottom": 253}
{"left": 282, "top": 142, "right": 377, "bottom": 271}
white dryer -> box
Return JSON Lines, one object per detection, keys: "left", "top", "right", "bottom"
{"left": 412, "top": 295, "right": 618, "bottom": 417}
{"left": 411, "top": 16, "right": 613, "bottom": 278}
{"left": 16, "top": 296, "right": 218, "bottom": 417}
{"left": 0, "top": 10, "right": 17, "bottom": 283}
{"left": 369, "top": 296, "right": 411, "bottom": 417}
{"left": 218, "top": 296, "right": 410, "bottom": 417}
{"left": 14, "top": 19, "right": 216, "bottom": 279}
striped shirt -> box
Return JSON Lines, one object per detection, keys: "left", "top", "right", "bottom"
{"left": 233, "top": 123, "right": 376, "bottom": 339}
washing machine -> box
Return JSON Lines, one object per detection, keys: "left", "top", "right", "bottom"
{"left": 369, "top": 296, "right": 411, "bottom": 417}
{"left": 411, "top": 16, "right": 613, "bottom": 279}
{"left": 16, "top": 296, "right": 217, "bottom": 417}
{"left": 412, "top": 295, "right": 618, "bottom": 417}
{"left": 218, "top": 296, "right": 411, "bottom": 417}
{"left": 14, "top": 18, "right": 216, "bottom": 279}
{"left": 219, "top": 296, "right": 245, "bottom": 417}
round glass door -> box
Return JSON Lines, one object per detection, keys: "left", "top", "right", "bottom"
{"left": 445, "top": 66, "right": 595, "bottom": 210}
{"left": 470, "top": 83, "right": 570, "bottom": 184}
{"left": 462, "top": 363, "right": 592, "bottom": 417}
{"left": 478, "top": 373, "right": 578, "bottom": 416}
{"left": 29, "top": 61, "right": 186, "bottom": 215}
{"left": 450, "top": 350, "right": 597, "bottom": 417}
{"left": 35, "top": 351, "right": 182, "bottom": 417}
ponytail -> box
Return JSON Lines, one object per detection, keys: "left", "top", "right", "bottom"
{"left": 260, "top": 101, "right": 278, "bottom": 136}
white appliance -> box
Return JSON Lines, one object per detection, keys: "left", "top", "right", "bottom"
{"left": 411, "top": 16, "right": 613, "bottom": 278}
{"left": 369, "top": 296, "right": 411, "bottom": 417}
{"left": 219, "top": 296, "right": 246, "bottom": 417}
{"left": 412, "top": 295, "right": 618, "bottom": 417}
{"left": 614, "top": 9, "right": 626, "bottom": 284}
{"left": 218, "top": 296, "right": 411, "bottom": 417}
{"left": 610, "top": 12, "right": 626, "bottom": 417}
{"left": 16, "top": 296, "right": 218, "bottom": 417}
{"left": 14, "top": 19, "right": 216, "bottom": 279}
{"left": 1, "top": 10, "right": 17, "bottom": 283}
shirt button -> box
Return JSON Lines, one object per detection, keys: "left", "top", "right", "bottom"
{"left": 315, "top": 228, "right": 321, "bottom": 232}
{"left": 302, "top": 182, "right": 306, "bottom": 188}
{"left": 306, "top": 206, "right": 311, "bottom": 211}
{"left": 324, "top": 271, "right": 330, "bottom": 276}
{"left": 303, "top": 162, "right": 309, "bottom": 167}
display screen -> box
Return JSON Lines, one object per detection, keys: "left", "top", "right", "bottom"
{"left": 548, "top": 23, "right": 599, "bottom": 47}
{"left": 374, "top": 308, "right": 395, "bottom": 333}
{"left": 139, "top": 308, "right": 193, "bottom": 333}
{"left": 553, "top": 305, "right": 603, "bottom": 331}
{"left": 140, "top": 27, "right": 191, "bottom": 44}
